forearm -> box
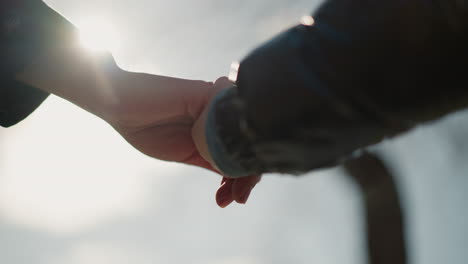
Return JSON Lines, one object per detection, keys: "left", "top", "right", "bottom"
{"left": 0, "top": 0, "right": 124, "bottom": 126}
{"left": 0, "top": 0, "right": 54, "bottom": 127}
{"left": 10, "top": 0, "right": 122, "bottom": 121}
{"left": 12, "top": 2, "right": 211, "bottom": 126}
{"left": 16, "top": 42, "right": 123, "bottom": 121}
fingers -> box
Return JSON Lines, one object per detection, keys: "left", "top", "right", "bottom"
{"left": 214, "top": 76, "right": 232, "bottom": 85}
{"left": 194, "top": 76, "right": 256, "bottom": 208}
{"left": 221, "top": 176, "right": 227, "bottom": 185}
{"left": 191, "top": 76, "right": 237, "bottom": 170}
{"left": 216, "top": 178, "right": 235, "bottom": 208}
{"left": 213, "top": 76, "right": 234, "bottom": 91}
{"left": 232, "top": 175, "right": 261, "bottom": 204}
{"left": 215, "top": 175, "right": 262, "bottom": 208}
{"left": 183, "top": 152, "right": 220, "bottom": 173}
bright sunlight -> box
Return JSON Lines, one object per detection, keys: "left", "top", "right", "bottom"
{"left": 78, "top": 18, "right": 120, "bottom": 52}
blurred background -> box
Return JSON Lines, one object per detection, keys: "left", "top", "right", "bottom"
{"left": 1, "top": 0, "right": 468, "bottom": 263}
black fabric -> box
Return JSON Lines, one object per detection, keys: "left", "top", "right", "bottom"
{"left": 208, "top": 0, "right": 468, "bottom": 177}
{"left": 0, "top": 0, "right": 67, "bottom": 127}
{"left": 0, "top": 79, "right": 48, "bottom": 127}
{"left": 207, "top": 86, "right": 267, "bottom": 177}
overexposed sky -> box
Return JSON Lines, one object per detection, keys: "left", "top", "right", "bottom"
{"left": 1, "top": 1, "right": 468, "bottom": 264}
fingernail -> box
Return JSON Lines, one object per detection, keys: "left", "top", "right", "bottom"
{"left": 221, "top": 177, "right": 227, "bottom": 185}
{"left": 235, "top": 182, "right": 254, "bottom": 203}
{"left": 217, "top": 196, "right": 233, "bottom": 208}
{"left": 236, "top": 188, "right": 252, "bottom": 204}
{"left": 216, "top": 185, "right": 233, "bottom": 208}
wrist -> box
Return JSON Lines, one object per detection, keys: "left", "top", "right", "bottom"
{"left": 16, "top": 44, "right": 126, "bottom": 121}
{"left": 87, "top": 65, "right": 129, "bottom": 123}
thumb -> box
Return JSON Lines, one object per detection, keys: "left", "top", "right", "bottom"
{"left": 191, "top": 76, "right": 235, "bottom": 170}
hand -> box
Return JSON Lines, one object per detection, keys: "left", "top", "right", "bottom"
{"left": 111, "top": 75, "right": 261, "bottom": 208}
{"left": 18, "top": 43, "right": 261, "bottom": 207}
{"left": 215, "top": 175, "right": 262, "bottom": 208}
{"left": 15, "top": 31, "right": 261, "bottom": 207}
{"left": 192, "top": 77, "right": 263, "bottom": 208}
{"left": 107, "top": 72, "right": 221, "bottom": 171}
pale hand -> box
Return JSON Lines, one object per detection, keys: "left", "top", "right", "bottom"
{"left": 17, "top": 43, "right": 261, "bottom": 207}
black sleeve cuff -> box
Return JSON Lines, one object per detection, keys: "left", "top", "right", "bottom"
{"left": 0, "top": 79, "right": 49, "bottom": 127}
{"left": 205, "top": 86, "right": 265, "bottom": 177}
{"left": 0, "top": 0, "right": 78, "bottom": 127}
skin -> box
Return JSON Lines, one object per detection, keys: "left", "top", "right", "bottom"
{"left": 193, "top": 77, "right": 262, "bottom": 207}
{"left": 16, "top": 37, "right": 260, "bottom": 208}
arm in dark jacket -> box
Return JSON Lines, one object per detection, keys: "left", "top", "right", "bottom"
{"left": 0, "top": 0, "right": 75, "bottom": 127}
{"left": 205, "top": 0, "right": 468, "bottom": 177}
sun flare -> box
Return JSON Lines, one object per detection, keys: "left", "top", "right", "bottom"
{"left": 78, "top": 18, "right": 120, "bottom": 52}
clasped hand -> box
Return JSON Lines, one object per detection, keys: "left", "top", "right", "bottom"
{"left": 17, "top": 45, "right": 260, "bottom": 208}
{"left": 108, "top": 75, "right": 261, "bottom": 208}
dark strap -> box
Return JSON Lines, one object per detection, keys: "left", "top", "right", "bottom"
{"left": 344, "top": 153, "right": 407, "bottom": 264}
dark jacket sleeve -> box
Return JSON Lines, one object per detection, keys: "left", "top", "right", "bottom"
{"left": 206, "top": 0, "right": 468, "bottom": 177}
{"left": 0, "top": 0, "right": 72, "bottom": 127}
